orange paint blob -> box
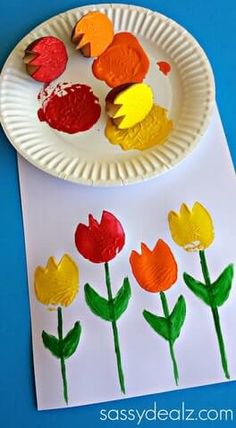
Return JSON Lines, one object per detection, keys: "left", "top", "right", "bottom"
{"left": 72, "top": 12, "right": 114, "bottom": 57}
{"left": 157, "top": 61, "right": 171, "bottom": 76}
{"left": 92, "top": 32, "right": 150, "bottom": 87}
{"left": 105, "top": 104, "right": 173, "bottom": 151}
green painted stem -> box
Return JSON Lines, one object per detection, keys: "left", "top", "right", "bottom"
{"left": 57, "top": 307, "right": 68, "bottom": 404}
{"left": 160, "top": 292, "right": 179, "bottom": 386}
{"left": 199, "top": 250, "right": 230, "bottom": 379}
{"left": 104, "top": 262, "right": 126, "bottom": 394}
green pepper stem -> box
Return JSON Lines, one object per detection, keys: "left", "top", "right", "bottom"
{"left": 199, "top": 250, "right": 230, "bottom": 379}
{"left": 104, "top": 262, "right": 126, "bottom": 394}
{"left": 160, "top": 291, "right": 179, "bottom": 386}
{"left": 57, "top": 306, "right": 68, "bottom": 403}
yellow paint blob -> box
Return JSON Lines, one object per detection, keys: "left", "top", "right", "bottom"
{"left": 34, "top": 254, "right": 79, "bottom": 307}
{"left": 105, "top": 104, "right": 173, "bottom": 151}
{"left": 110, "top": 83, "right": 153, "bottom": 129}
{"left": 168, "top": 202, "right": 214, "bottom": 252}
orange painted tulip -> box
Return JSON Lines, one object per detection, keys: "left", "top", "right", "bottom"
{"left": 130, "top": 239, "right": 178, "bottom": 292}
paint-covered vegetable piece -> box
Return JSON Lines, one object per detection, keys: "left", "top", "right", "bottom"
{"left": 106, "top": 83, "right": 154, "bottom": 129}
{"left": 37, "top": 82, "right": 101, "bottom": 134}
{"left": 72, "top": 11, "right": 114, "bottom": 57}
{"left": 24, "top": 36, "right": 68, "bottom": 83}
{"left": 92, "top": 32, "right": 150, "bottom": 87}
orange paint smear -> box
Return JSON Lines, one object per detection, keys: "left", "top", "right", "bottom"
{"left": 92, "top": 32, "right": 150, "bottom": 87}
{"left": 105, "top": 104, "right": 173, "bottom": 151}
{"left": 157, "top": 61, "right": 171, "bottom": 76}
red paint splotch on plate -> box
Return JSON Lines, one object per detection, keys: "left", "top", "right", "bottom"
{"left": 157, "top": 61, "right": 171, "bottom": 76}
{"left": 38, "top": 83, "right": 101, "bottom": 134}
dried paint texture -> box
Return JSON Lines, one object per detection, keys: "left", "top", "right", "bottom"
{"left": 34, "top": 254, "right": 79, "bottom": 306}
{"left": 24, "top": 36, "right": 68, "bottom": 83}
{"left": 105, "top": 104, "right": 173, "bottom": 151}
{"left": 75, "top": 211, "right": 125, "bottom": 263}
{"left": 157, "top": 61, "right": 171, "bottom": 76}
{"left": 92, "top": 32, "right": 150, "bottom": 87}
{"left": 168, "top": 202, "right": 214, "bottom": 251}
{"left": 72, "top": 12, "right": 114, "bottom": 57}
{"left": 130, "top": 239, "right": 178, "bottom": 292}
{"left": 106, "top": 83, "right": 153, "bottom": 129}
{"left": 38, "top": 82, "right": 101, "bottom": 134}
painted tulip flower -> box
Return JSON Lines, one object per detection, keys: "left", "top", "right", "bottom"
{"left": 168, "top": 202, "right": 214, "bottom": 251}
{"left": 130, "top": 239, "right": 186, "bottom": 386}
{"left": 168, "top": 201, "right": 234, "bottom": 380}
{"left": 35, "top": 254, "right": 79, "bottom": 306}
{"left": 75, "top": 210, "right": 125, "bottom": 263}
{"left": 130, "top": 239, "right": 177, "bottom": 292}
{"left": 75, "top": 211, "right": 131, "bottom": 394}
{"left": 34, "top": 254, "right": 82, "bottom": 404}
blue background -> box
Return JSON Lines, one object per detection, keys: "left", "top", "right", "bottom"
{"left": 0, "top": 1, "right": 235, "bottom": 427}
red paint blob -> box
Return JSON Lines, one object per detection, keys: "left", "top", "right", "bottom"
{"left": 38, "top": 83, "right": 101, "bottom": 134}
{"left": 157, "top": 61, "right": 171, "bottom": 76}
{"left": 25, "top": 36, "right": 68, "bottom": 83}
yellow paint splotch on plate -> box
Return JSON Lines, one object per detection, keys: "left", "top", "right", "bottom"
{"left": 105, "top": 104, "right": 173, "bottom": 151}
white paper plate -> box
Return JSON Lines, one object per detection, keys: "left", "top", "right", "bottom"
{"left": 0, "top": 3, "right": 215, "bottom": 186}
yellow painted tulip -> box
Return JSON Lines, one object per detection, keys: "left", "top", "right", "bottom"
{"left": 169, "top": 201, "right": 233, "bottom": 380}
{"left": 34, "top": 254, "right": 79, "bottom": 307}
{"left": 168, "top": 202, "right": 214, "bottom": 252}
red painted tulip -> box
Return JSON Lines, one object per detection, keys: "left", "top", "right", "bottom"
{"left": 75, "top": 210, "right": 129, "bottom": 393}
{"left": 75, "top": 210, "right": 125, "bottom": 263}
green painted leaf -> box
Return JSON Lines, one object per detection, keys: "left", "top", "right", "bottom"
{"left": 210, "top": 264, "right": 234, "bottom": 307}
{"left": 169, "top": 295, "right": 186, "bottom": 342}
{"left": 85, "top": 278, "right": 131, "bottom": 322}
{"left": 113, "top": 277, "right": 132, "bottom": 320}
{"left": 143, "top": 296, "right": 186, "bottom": 343}
{"left": 184, "top": 265, "right": 234, "bottom": 308}
{"left": 42, "top": 331, "right": 61, "bottom": 358}
{"left": 63, "top": 321, "right": 82, "bottom": 359}
{"left": 84, "top": 283, "right": 111, "bottom": 321}
{"left": 143, "top": 310, "right": 169, "bottom": 340}
{"left": 183, "top": 272, "right": 210, "bottom": 305}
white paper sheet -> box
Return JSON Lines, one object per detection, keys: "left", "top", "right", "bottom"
{"left": 18, "top": 107, "right": 236, "bottom": 410}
